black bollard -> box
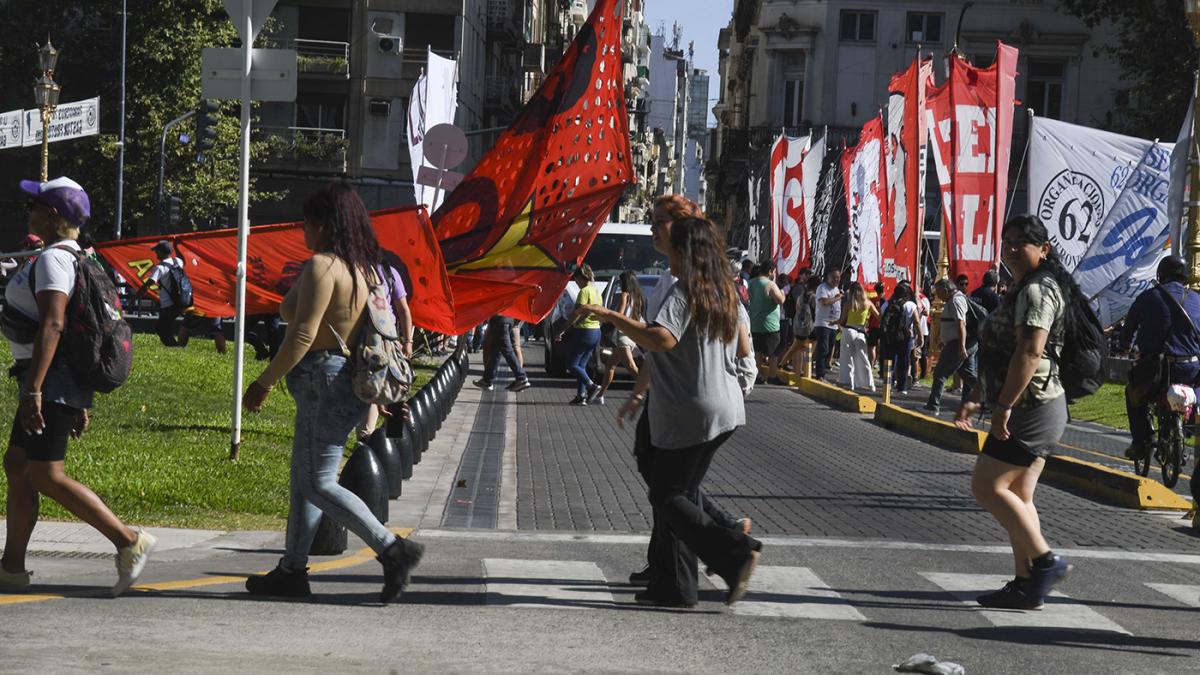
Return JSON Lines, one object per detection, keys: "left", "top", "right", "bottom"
{"left": 406, "top": 402, "right": 426, "bottom": 464}
{"left": 394, "top": 423, "right": 414, "bottom": 479}
{"left": 339, "top": 442, "right": 389, "bottom": 523}
{"left": 368, "top": 428, "right": 403, "bottom": 499}
{"left": 415, "top": 390, "right": 436, "bottom": 445}
{"left": 309, "top": 514, "right": 348, "bottom": 555}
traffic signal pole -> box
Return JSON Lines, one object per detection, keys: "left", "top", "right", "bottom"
{"left": 229, "top": 7, "right": 253, "bottom": 461}
{"left": 156, "top": 109, "right": 196, "bottom": 230}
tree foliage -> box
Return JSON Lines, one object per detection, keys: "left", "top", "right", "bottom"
{"left": 0, "top": 0, "right": 285, "bottom": 239}
{"left": 1058, "top": 0, "right": 1198, "bottom": 139}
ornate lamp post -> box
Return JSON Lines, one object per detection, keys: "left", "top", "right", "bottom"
{"left": 32, "top": 38, "right": 61, "bottom": 183}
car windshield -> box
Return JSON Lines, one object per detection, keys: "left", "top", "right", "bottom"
{"left": 584, "top": 233, "right": 666, "bottom": 277}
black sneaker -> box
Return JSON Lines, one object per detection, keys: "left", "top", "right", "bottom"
{"left": 977, "top": 578, "right": 1042, "bottom": 610}
{"left": 922, "top": 403, "right": 940, "bottom": 413}
{"left": 380, "top": 537, "right": 425, "bottom": 604}
{"left": 506, "top": 379, "right": 532, "bottom": 392}
{"left": 722, "top": 550, "right": 761, "bottom": 606}
{"left": 586, "top": 383, "right": 602, "bottom": 401}
{"left": 1023, "top": 554, "right": 1072, "bottom": 602}
{"left": 245, "top": 565, "right": 311, "bottom": 598}
{"left": 633, "top": 590, "right": 696, "bottom": 608}
{"left": 628, "top": 567, "right": 651, "bottom": 585}
{"left": 569, "top": 395, "right": 588, "bottom": 406}
{"left": 473, "top": 378, "right": 494, "bottom": 391}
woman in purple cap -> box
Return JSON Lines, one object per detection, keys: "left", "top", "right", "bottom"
{"left": 1, "top": 177, "right": 156, "bottom": 597}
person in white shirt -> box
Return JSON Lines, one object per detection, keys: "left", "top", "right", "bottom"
{"left": 1, "top": 176, "right": 155, "bottom": 596}
{"left": 133, "top": 240, "right": 186, "bottom": 346}
{"left": 812, "top": 268, "right": 844, "bottom": 379}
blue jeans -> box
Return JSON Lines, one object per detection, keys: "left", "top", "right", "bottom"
{"left": 281, "top": 351, "right": 397, "bottom": 571}
{"left": 566, "top": 327, "right": 601, "bottom": 396}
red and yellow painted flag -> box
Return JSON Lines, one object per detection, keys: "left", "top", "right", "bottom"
{"left": 842, "top": 116, "right": 889, "bottom": 286}
{"left": 926, "top": 42, "right": 1019, "bottom": 287}
{"left": 96, "top": 206, "right": 458, "bottom": 334}
{"left": 432, "top": 0, "right": 633, "bottom": 330}
{"left": 769, "top": 133, "right": 812, "bottom": 278}
{"left": 884, "top": 56, "right": 935, "bottom": 294}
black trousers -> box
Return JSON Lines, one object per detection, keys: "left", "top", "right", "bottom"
{"left": 637, "top": 413, "right": 751, "bottom": 604}
{"left": 156, "top": 305, "right": 182, "bottom": 347}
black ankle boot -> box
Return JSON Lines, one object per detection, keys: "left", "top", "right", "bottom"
{"left": 245, "top": 565, "right": 311, "bottom": 598}
{"left": 379, "top": 537, "right": 425, "bottom": 604}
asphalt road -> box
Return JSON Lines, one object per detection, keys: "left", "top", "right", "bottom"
{"left": 3, "top": 346, "right": 1199, "bottom": 673}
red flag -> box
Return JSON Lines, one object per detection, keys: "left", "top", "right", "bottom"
{"left": 842, "top": 116, "right": 889, "bottom": 286}
{"left": 96, "top": 206, "right": 458, "bottom": 334}
{"left": 432, "top": 0, "right": 633, "bottom": 330}
{"left": 926, "top": 43, "right": 1019, "bottom": 287}
{"left": 769, "top": 134, "right": 812, "bottom": 277}
{"left": 884, "top": 57, "right": 934, "bottom": 294}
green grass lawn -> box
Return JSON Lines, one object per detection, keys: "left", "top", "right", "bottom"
{"left": 1067, "top": 382, "right": 1128, "bottom": 430}
{"left": 0, "top": 335, "right": 437, "bottom": 530}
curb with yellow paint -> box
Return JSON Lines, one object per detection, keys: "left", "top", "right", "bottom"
{"left": 796, "top": 377, "right": 877, "bottom": 415}
{"left": 869, "top": 402, "right": 1191, "bottom": 511}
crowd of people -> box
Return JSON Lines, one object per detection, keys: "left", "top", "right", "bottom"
{"left": 1, "top": 175, "right": 1195, "bottom": 615}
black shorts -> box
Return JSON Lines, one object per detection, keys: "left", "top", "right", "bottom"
{"left": 8, "top": 401, "right": 79, "bottom": 462}
{"left": 981, "top": 434, "right": 1043, "bottom": 468}
{"left": 752, "top": 332, "right": 781, "bottom": 356}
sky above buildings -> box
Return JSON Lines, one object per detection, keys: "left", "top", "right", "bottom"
{"left": 642, "top": 0, "right": 733, "bottom": 127}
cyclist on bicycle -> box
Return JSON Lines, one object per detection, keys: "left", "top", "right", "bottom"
{"left": 1120, "top": 255, "right": 1200, "bottom": 459}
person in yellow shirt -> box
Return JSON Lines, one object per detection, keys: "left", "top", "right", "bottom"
{"left": 556, "top": 264, "right": 604, "bottom": 405}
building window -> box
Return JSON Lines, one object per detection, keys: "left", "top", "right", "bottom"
{"left": 298, "top": 7, "right": 349, "bottom": 41}
{"left": 905, "top": 12, "right": 943, "bottom": 44}
{"left": 296, "top": 94, "right": 346, "bottom": 130}
{"left": 405, "top": 12, "right": 457, "bottom": 53}
{"left": 839, "top": 10, "right": 876, "bottom": 42}
{"left": 783, "top": 80, "right": 804, "bottom": 127}
{"left": 1027, "top": 60, "right": 1065, "bottom": 119}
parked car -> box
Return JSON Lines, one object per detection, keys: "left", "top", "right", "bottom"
{"left": 542, "top": 223, "right": 664, "bottom": 376}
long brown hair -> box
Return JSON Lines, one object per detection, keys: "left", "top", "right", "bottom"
{"left": 652, "top": 194, "right": 703, "bottom": 222}
{"left": 302, "top": 182, "right": 381, "bottom": 301}
{"left": 619, "top": 269, "right": 646, "bottom": 321}
{"left": 669, "top": 217, "right": 739, "bottom": 342}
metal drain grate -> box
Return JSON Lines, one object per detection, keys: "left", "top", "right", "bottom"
{"left": 28, "top": 549, "right": 115, "bottom": 560}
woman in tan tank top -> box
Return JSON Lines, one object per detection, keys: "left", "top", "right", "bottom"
{"left": 241, "top": 183, "right": 424, "bottom": 603}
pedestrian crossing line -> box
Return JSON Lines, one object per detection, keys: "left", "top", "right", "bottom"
{"left": 1145, "top": 583, "right": 1200, "bottom": 608}
{"left": 710, "top": 566, "right": 867, "bottom": 620}
{"left": 483, "top": 558, "right": 615, "bottom": 609}
{"left": 921, "top": 572, "right": 1130, "bottom": 634}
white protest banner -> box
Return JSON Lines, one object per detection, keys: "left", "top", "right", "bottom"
{"left": 1028, "top": 116, "right": 1155, "bottom": 272}
{"left": 1168, "top": 84, "right": 1194, "bottom": 256}
{"left": 22, "top": 97, "right": 100, "bottom": 147}
{"left": 0, "top": 109, "right": 23, "bottom": 149}
{"left": 1074, "top": 140, "right": 1175, "bottom": 326}
{"left": 408, "top": 48, "right": 459, "bottom": 213}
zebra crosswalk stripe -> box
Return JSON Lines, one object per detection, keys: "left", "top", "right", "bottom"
{"left": 921, "top": 572, "right": 1130, "bottom": 634}
{"left": 1145, "top": 583, "right": 1200, "bottom": 608}
{"left": 483, "top": 558, "right": 614, "bottom": 610}
{"left": 711, "top": 566, "right": 867, "bottom": 620}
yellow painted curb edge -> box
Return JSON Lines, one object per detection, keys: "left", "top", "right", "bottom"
{"left": 873, "top": 402, "right": 985, "bottom": 454}
{"left": 1042, "top": 455, "right": 1193, "bottom": 511}
{"left": 871, "top": 402, "right": 1192, "bottom": 511}
{"left": 797, "top": 378, "right": 877, "bottom": 414}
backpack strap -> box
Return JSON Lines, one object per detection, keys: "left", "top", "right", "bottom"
{"left": 1156, "top": 283, "right": 1200, "bottom": 342}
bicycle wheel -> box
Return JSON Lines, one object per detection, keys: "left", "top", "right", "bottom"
{"left": 1162, "top": 413, "right": 1183, "bottom": 488}
{"left": 1136, "top": 411, "right": 1157, "bottom": 477}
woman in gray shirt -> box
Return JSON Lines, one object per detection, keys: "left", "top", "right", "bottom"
{"left": 583, "top": 216, "right": 760, "bottom": 608}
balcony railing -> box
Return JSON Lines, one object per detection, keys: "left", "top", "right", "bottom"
{"left": 487, "top": 0, "right": 521, "bottom": 41}
{"left": 288, "top": 39, "right": 350, "bottom": 78}
{"left": 256, "top": 126, "right": 348, "bottom": 174}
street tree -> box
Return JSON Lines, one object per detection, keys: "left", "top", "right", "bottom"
{"left": 1058, "top": 0, "right": 1198, "bottom": 139}
{"left": 0, "top": 0, "right": 285, "bottom": 239}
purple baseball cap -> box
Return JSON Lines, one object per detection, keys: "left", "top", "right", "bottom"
{"left": 19, "top": 176, "right": 91, "bottom": 229}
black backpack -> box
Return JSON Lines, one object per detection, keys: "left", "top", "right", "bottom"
{"left": 881, "top": 301, "right": 911, "bottom": 344}
{"left": 32, "top": 248, "right": 134, "bottom": 393}
{"left": 1053, "top": 297, "right": 1106, "bottom": 402}
{"left": 964, "top": 296, "right": 989, "bottom": 343}
{"left": 157, "top": 262, "right": 193, "bottom": 308}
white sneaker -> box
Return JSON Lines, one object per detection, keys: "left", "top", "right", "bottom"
{"left": 0, "top": 566, "right": 32, "bottom": 591}
{"left": 113, "top": 528, "right": 157, "bottom": 597}
{"left": 594, "top": 395, "right": 605, "bottom": 405}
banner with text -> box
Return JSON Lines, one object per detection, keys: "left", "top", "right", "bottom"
{"left": 0, "top": 109, "right": 23, "bottom": 149}
{"left": 884, "top": 56, "right": 934, "bottom": 293}
{"left": 770, "top": 134, "right": 810, "bottom": 277}
{"left": 926, "top": 44, "right": 1018, "bottom": 288}
{"left": 842, "top": 116, "right": 888, "bottom": 286}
